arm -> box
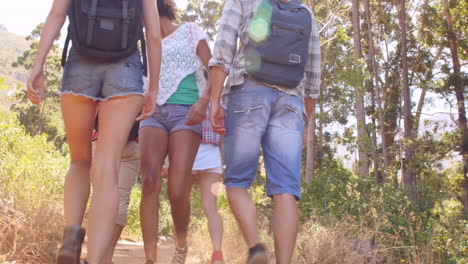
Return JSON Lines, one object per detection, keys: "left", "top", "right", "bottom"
{"left": 303, "top": 13, "right": 321, "bottom": 119}
{"left": 27, "top": 0, "right": 70, "bottom": 105}
{"left": 208, "top": 0, "right": 243, "bottom": 133}
{"left": 209, "top": 66, "right": 228, "bottom": 134}
{"left": 137, "top": 0, "right": 162, "bottom": 121}
{"left": 186, "top": 39, "right": 212, "bottom": 125}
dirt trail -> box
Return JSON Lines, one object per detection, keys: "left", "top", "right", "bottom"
{"left": 82, "top": 239, "right": 177, "bottom": 264}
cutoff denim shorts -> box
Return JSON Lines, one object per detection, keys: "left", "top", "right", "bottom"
{"left": 139, "top": 104, "right": 202, "bottom": 135}
{"left": 223, "top": 80, "right": 305, "bottom": 200}
{"left": 60, "top": 48, "right": 144, "bottom": 100}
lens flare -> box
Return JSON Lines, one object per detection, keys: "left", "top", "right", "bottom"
{"left": 248, "top": 1, "right": 273, "bottom": 43}
{"left": 245, "top": 47, "right": 262, "bottom": 73}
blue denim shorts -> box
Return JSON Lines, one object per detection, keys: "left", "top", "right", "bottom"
{"left": 223, "top": 80, "right": 305, "bottom": 200}
{"left": 60, "top": 48, "right": 144, "bottom": 100}
{"left": 139, "top": 104, "right": 202, "bottom": 135}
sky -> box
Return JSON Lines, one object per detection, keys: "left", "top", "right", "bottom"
{"left": 0, "top": 0, "right": 188, "bottom": 37}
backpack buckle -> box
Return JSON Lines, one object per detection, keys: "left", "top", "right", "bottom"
{"left": 289, "top": 54, "right": 301, "bottom": 64}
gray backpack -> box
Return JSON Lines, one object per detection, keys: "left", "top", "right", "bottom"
{"left": 245, "top": 0, "right": 312, "bottom": 88}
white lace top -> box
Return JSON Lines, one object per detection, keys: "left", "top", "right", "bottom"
{"left": 157, "top": 22, "right": 209, "bottom": 105}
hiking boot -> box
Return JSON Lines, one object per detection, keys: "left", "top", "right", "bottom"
{"left": 56, "top": 226, "right": 86, "bottom": 264}
{"left": 246, "top": 244, "right": 267, "bottom": 264}
{"left": 170, "top": 245, "right": 188, "bottom": 264}
{"left": 211, "top": 250, "right": 224, "bottom": 264}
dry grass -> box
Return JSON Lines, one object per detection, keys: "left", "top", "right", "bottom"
{"left": 294, "top": 219, "right": 381, "bottom": 264}
{"left": 189, "top": 213, "right": 388, "bottom": 264}
{"left": 188, "top": 209, "right": 250, "bottom": 264}
{"left": 0, "top": 197, "right": 63, "bottom": 263}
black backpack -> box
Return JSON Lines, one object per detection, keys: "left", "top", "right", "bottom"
{"left": 245, "top": 0, "right": 312, "bottom": 88}
{"left": 62, "top": 0, "right": 147, "bottom": 76}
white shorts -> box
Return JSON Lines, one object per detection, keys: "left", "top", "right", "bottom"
{"left": 163, "top": 143, "right": 223, "bottom": 175}
{"left": 192, "top": 143, "right": 222, "bottom": 174}
{"left": 192, "top": 166, "right": 223, "bottom": 175}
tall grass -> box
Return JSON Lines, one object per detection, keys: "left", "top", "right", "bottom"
{"left": 0, "top": 113, "right": 67, "bottom": 263}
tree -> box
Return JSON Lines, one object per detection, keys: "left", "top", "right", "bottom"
{"left": 363, "top": 0, "right": 385, "bottom": 183}
{"left": 11, "top": 23, "right": 66, "bottom": 153}
{"left": 398, "top": 0, "right": 416, "bottom": 197}
{"left": 351, "top": 0, "right": 370, "bottom": 180}
{"left": 178, "top": 0, "right": 225, "bottom": 40}
{"left": 442, "top": 0, "right": 468, "bottom": 214}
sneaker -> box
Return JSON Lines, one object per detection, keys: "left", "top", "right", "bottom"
{"left": 170, "top": 245, "right": 188, "bottom": 264}
{"left": 246, "top": 244, "right": 267, "bottom": 264}
{"left": 211, "top": 250, "right": 224, "bottom": 264}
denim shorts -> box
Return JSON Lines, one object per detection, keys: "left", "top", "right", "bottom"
{"left": 223, "top": 80, "right": 305, "bottom": 200}
{"left": 139, "top": 104, "right": 202, "bottom": 135}
{"left": 60, "top": 48, "right": 144, "bottom": 100}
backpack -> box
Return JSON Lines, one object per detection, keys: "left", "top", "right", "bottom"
{"left": 245, "top": 0, "right": 312, "bottom": 88}
{"left": 61, "top": 0, "right": 147, "bottom": 76}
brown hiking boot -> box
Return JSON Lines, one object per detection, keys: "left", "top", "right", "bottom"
{"left": 246, "top": 244, "right": 268, "bottom": 264}
{"left": 56, "top": 226, "right": 86, "bottom": 264}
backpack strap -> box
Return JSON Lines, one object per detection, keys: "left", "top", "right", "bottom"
{"left": 122, "top": 0, "right": 129, "bottom": 49}
{"left": 86, "top": 0, "right": 98, "bottom": 45}
{"left": 61, "top": 27, "right": 71, "bottom": 67}
{"left": 140, "top": 34, "right": 148, "bottom": 77}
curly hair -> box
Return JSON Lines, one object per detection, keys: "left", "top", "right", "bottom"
{"left": 157, "top": 0, "right": 177, "bottom": 21}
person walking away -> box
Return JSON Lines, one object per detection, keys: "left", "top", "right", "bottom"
{"left": 138, "top": 1, "right": 212, "bottom": 263}
{"left": 192, "top": 117, "right": 224, "bottom": 264}
{"left": 26, "top": 0, "right": 162, "bottom": 263}
{"left": 209, "top": 0, "right": 321, "bottom": 263}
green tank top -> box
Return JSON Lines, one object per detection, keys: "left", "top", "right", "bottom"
{"left": 166, "top": 73, "right": 199, "bottom": 105}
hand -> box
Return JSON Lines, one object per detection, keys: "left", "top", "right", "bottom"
{"left": 185, "top": 98, "right": 208, "bottom": 125}
{"left": 27, "top": 68, "right": 46, "bottom": 105}
{"left": 137, "top": 90, "right": 157, "bottom": 121}
{"left": 210, "top": 100, "right": 226, "bottom": 135}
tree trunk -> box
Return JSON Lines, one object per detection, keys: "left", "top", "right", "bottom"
{"left": 365, "top": 0, "right": 388, "bottom": 179}
{"left": 444, "top": 0, "right": 468, "bottom": 214}
{"left": 317, "top": 89, "right": 324, "bottom": 170}
{"left": 398, "top": 0, "right": 416, "bottom": 198}
{"left": 305, "top": 111, "right": 316, "bottom": 183}
{"left": 414, "top": 49, "right": 442, "bottom": 133}
{"left": 308, "top": 0, "right": 316, "bottom": 12}
{"left": 352, "top": 0, "right": 370, "bottom": 179}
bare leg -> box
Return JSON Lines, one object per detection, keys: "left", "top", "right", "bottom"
{"left": 140, "top": 127, "right": 168, "bottom": 263}
{"left": 167, "top": 130, "right": 200, "bottom": 248}
{"left": 86, "top": 95, "right": 143, "bottom": 264}
{"left": 61, "top": 94, "right": 97, "bottom": 226}
{"left": 198, "top": 172, "right": 223, "bottom": 251}
{"left": 103, "top": 142, "right": 140, "bottom": 263}
{"left": 103, "top": 224, "right": 124, "bottom": 264}
{"left": 272, "top": 194, "right": 298, "bottom": 264}
{"left": 226, "top": 187, "right": 260, "bottom": 248}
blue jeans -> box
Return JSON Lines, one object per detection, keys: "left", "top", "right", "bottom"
{"left": 223, "top": 80, "right": 305, "bottom": 200}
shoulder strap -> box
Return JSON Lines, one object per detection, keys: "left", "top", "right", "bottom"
{"left": 121, "top": 0, "right": 129, "bottom": 49}
{"left": 61, "top": 27, "right": 71, "bottom": 67}
{"left": 140, "top": 33, "right": 148, "bottom": 77}
{"left": 86, "top": 0, "right": 98, "bottom": 45}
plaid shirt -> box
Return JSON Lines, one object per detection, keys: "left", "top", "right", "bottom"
{"left": 209, "top": 0, "right": 321, "bottom": 100}
{"left": 201, "top": 117, "right": 222, "bottom": 145}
